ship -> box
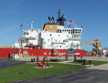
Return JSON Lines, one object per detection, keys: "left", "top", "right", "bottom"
{"left": 0, "top": 10, "right": 83, "bottom": 60}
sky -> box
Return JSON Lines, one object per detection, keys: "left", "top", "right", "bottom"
{"left": 0, "top": 0, "right": 108, "bottom": 49}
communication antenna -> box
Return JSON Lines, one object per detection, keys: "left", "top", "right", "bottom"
{"left": 80, "top": 24, "right": 87, "bottom": 34}
{"left": 58, "top": 9, "right": 61, "bottom": 18}
{"left": 31, "top": 19, "right": 36, "bottom": 28}
{"left": 19, "top": 23, "right": 24, "bottom": 32}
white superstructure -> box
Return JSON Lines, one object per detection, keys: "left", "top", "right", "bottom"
{"left": 15, "top": 28, "right": 39, "bottom": 48}
{"left": 14, "top": 11, "right": 83, "bottom": 50}
{"left": 41, "top": 27, "right": 82, "bottom": 49}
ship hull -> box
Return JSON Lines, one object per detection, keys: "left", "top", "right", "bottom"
{"left": 0, "top": 48, "right": 67, "bottom": 59}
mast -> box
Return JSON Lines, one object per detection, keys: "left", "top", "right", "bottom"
{"left": 31, "top": 19, "right": 35, "bottom": 28}
{"left": 57, "top": 9, "right": 66, "bottom": 26}
{"left": 58, "top": 9, "right": 61, "bottom": 18}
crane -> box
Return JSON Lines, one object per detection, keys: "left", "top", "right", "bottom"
{"left": 80, "top": 39, "right": 102, "bottom": 56}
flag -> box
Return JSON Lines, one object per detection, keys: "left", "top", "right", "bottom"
{"left": 32, "top": 19, "right": 36, "bottom": 23}
{"left": 68, "top": 20, "right": 73, "bottom": 23}
{"left": 19, "top": 24, "right": 23, "bottom": 27}
{"left": 69, "top": 19, "right": 76, "bottom": 24}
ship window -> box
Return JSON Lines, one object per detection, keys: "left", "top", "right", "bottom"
{"left": 74, "top": 35, "right": 76, "bottom": 38}
{"left": 75, "top": 30, "right": 77, "bottom": 33}
{"left": 77, "top": 30, "right": 80, "bottom": 33}
{"left": 24, "top": 32, "right": 29, "bottom": 35}
{"left": 71, "top": 30, "right": 73, "bottom": 34}
{"left": 79, "top": 30, "right": 81, "bottom": 32}
{"left": 73, "top": 30, "right": 74, "bottom": 33}
{"left": 59, "top": 30, "right": 61, "bottom": 33}
{"left": 58, "top": 34, "right": 60, "bottom": 36}
{"left": 29, "top": 37, "right": 35, "bottom": 40}
{"left": 80, "top": 30, "right": 81, "bottom": 32}
{"left": 76, "top": 30, "right": 78, "bottom": 33}
{"left": 50, "top": 34, "right": 52, "bottom": 36}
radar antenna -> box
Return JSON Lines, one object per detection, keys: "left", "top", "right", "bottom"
{"left": 57, "top": 9, "right": 66, "bottom": 25}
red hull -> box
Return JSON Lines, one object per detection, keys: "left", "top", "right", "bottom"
{"left": 0, "top": 48, "right": 13, "bottom": 59}
{"left": 0, "top": 48, "right": 67, "bottom": 59}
